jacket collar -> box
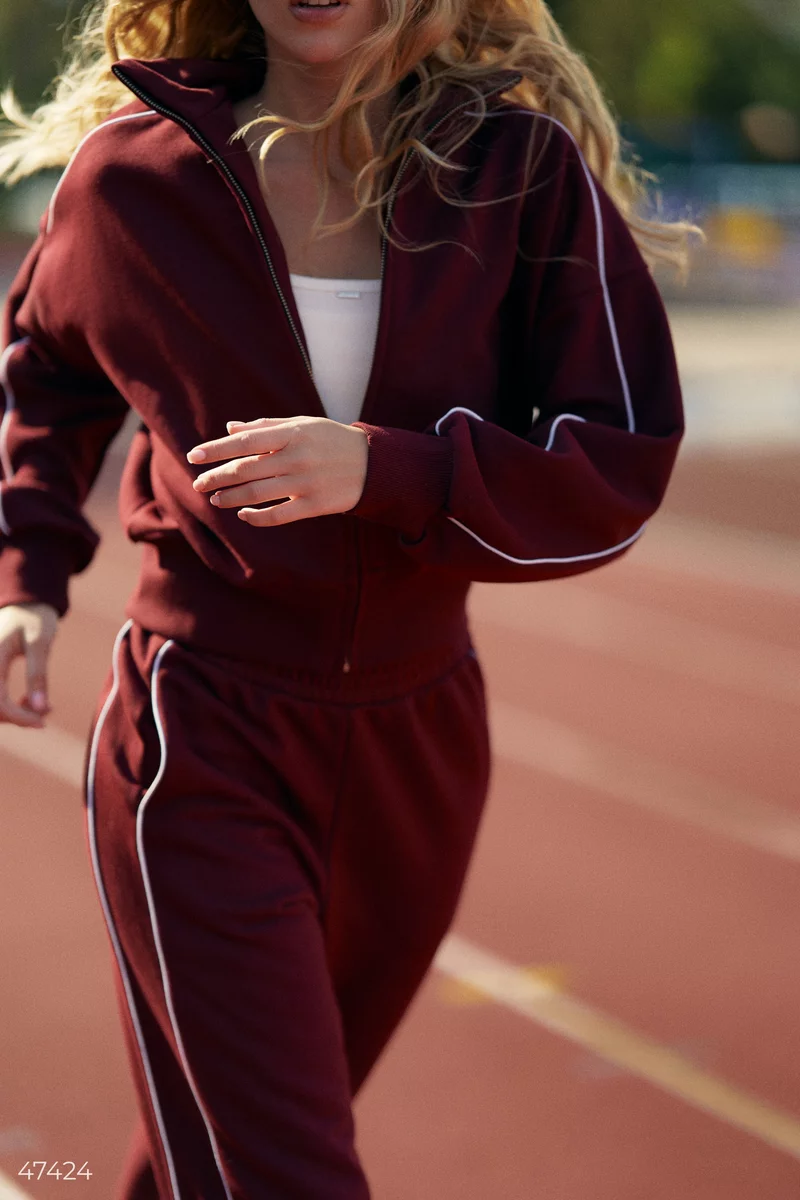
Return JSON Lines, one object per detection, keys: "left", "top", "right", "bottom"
{"left": 111, "top": 53, "right": 521, "bottom": 129}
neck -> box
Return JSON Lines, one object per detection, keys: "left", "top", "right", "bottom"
{"left": 247, "top": 51, "right": 397, "bottom": 166}
{"left": 261, "top": 56, "right": 348, "bottom": 124}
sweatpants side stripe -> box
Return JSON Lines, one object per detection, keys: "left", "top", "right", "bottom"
{"left": 84, "top": 618, "right": 182, "bottom": 1200}
{"left": 136, "top": 640, "right": 235, "bottom": 1200}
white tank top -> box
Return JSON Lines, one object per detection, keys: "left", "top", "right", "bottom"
{"left": 289, "top": 274, "right": 382, "bottom": 425}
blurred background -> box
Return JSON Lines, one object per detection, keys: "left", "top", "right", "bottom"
{"left": 0, "top": 2, "right": 799, "bottom": 1198}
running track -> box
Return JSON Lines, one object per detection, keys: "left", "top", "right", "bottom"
{"left": 1, "top": 306, "right": 799, "bottom": 1197}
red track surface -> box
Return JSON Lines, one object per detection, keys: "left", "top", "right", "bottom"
{"left": 2, "top": 411, "right": 800, "bottom": 1197}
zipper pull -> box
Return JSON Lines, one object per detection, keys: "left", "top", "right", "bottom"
{"left": 342, "top": 657, "right": 351, "bottom": 674}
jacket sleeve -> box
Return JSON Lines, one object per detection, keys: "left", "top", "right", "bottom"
{"left": 348, "top": 116, "right": 685, "bottom": 583}
{"left": 0, "top": 217, "right": 130, "bottom": 617}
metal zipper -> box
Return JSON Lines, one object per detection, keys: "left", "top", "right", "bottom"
{"left": 111, "top": 63, "right": 315, "bottom": 378}
{"left": 111, "top": 65, "right": 517, "bottom": 390}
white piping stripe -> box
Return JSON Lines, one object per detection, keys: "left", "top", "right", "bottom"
{"left": 433, "top": 404, "right": 646, "bottom": 567}
{"left": 555, "top": 114, "right": 637, "bottom": 436}
{"left": 434, "top": 406, "right": 586, "bottom": 452}
{"left": 136, "top": 641, "right": 235, "bottom": 1200}
{"left": 434, "top": 405, "right": 485, "bottom": 436}
{"left": 446, "top": 515, "right": 648, "bottom": 567}
{"left": 45, "top": 110, "right": 158, "bottom": 235}
{"left": 84, "top": 618, "right": 182, "bottom": 1200}
{"left": 470, "top": 108, "right": 637, "bottom": 434}
{"left": 544, "top": 411, "right": 587, "bottom": 452}
{"left": 429, "top": 103, "right": 646, "bottom": 569}
{"left": 0, "top": 337, "right": 31, "bottom": 537}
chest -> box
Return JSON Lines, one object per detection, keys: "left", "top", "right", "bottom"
{"left": 231, "top": 110, "right": 382, "bottom": 279}
{"left": 91, "top": 117, "right": 524, "bottom": 435}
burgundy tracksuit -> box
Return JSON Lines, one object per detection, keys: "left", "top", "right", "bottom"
{"left": 0, "top": 52, "right": 684, "bottom": 1200}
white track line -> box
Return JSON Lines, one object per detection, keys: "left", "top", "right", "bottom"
{"left": 469, "top": 580, "right": 800, "bottom": 705}
{"left": 3, "top": 699, "right": 798, "bottom": 865}
{"left": 434, "top": 935, "right": 800, "bottom": 1162}
{"left": 489, "top": 700, "right": 800, "bottom": 861}
{"left": 0, "top": 1172, "right": 32, "bottom": 1199}
{"left": 0, "top": 722, "right": 86, "bottom": 786}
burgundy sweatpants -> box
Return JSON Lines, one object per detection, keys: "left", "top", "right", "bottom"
{"left": 81, "top": 619, "right": 491, "bottom": 1199}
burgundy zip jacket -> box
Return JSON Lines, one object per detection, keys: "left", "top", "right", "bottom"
{"left": 0, "top": 55, "right": 684, "bottom": 677}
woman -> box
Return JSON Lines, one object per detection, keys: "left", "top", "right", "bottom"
{"left": 0, "top": 0, "right": 698, "bottom": 1195}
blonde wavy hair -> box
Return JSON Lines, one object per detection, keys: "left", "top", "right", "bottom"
{"left": 0, "top": 0, "right": 702, "bottom": 278}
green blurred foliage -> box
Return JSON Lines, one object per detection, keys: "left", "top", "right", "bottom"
{"left": 0, "top": 0, "right": 77, "bottom": 109}
{"left": 549, "top": 0, "right": 800, "bottom": 122}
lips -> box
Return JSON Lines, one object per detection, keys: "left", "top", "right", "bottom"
{"left": 289, "top": 0, "right": 348, "bottom": 21}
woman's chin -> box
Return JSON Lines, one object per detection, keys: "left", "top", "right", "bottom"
{"left": 296, "top": 44, "right": 352, "bottom": 65}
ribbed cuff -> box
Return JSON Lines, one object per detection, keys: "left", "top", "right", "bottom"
{"left": 347, "top": 423, "right": 454, "bottom": 538}
{"left": 0, "top": 533, "right": 80, "bottom": 618}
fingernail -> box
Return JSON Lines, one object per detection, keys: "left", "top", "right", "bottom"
{"left": 31, "top": 690, "right": 48, "bottom": 712}
{"left": 187, "top": 448, "right": 206, "bottom": 463}
{"left": 227, "top": 421, "right": 244, "bottom": 431}
{"left": 210, "top": 493, "right": 220, "bottom": 505}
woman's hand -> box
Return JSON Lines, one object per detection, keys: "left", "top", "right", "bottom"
{"left": 187, "top": 415, "right": 369, "bottom": 527}
{"left": 0, "top": 602, "right": 59, "bottom": 727}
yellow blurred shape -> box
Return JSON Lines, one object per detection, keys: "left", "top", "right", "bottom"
{"left": 707, "top": 207, "right": 784, "bottom": 266}
{"left": 437, "top": 977, "right": 489, "bottom": 1005}
{"left": 437, "top": 963, "right": 571, "bottom": 1005}
{"left": 520, "top": 964, "right": 571, "bottom": 992}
